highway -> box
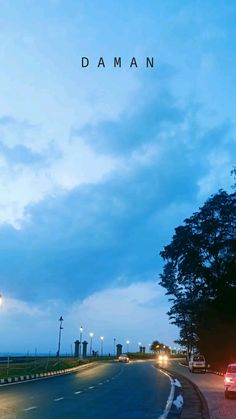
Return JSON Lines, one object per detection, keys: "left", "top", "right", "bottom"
{"left": 0, "top": 361, "right": 173, "bottom": 418}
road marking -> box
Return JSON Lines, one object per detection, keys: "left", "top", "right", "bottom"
{"left": 54, "top": 397, "right": 64, "bottom": 402}
{"left": 173, "top": 394, "right": 184, "bottom": 409}
{"left": 23, "top": 406, "right": 37, "bottom": 411}
{"left": 158, "top": 369, "right": 175, "bottom": 419}
{"left": 74, "top": 391, "right": 82, "bottom": 394}
{"left": 98, "top": 382, "right": 103, "bottom": 385}
{"left": 174, "top": 378, "right": 182, "bottom": 388}
{"left": 89, "top": 386, "right": 95, "bottom": 389}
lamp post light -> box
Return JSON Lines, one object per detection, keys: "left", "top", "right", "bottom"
{"left": 56, "top": 316, "right": 64, "bottom": 357}
{"left": 100, "top": 336, "right": 104, "bottom": 357}
{"left": 79, "top": 326, "right": 83, "bottom": 358}
{"left": 126, "top": 340, "right": 130, "bottom": 353}
{"left": 0, "top": 294, "right": 3, "bottom": 306}
{"left": 89, "top": 332, "right": 94, "bottom": 357}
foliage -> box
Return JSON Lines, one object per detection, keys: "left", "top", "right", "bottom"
{"left": 160, "top": 188, "right": 236, "bottom": 367}
{"left": 150, "top": 340, "right": 171, "bottom": 353}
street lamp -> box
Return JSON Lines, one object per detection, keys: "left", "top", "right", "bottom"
{"left": 100, "top": 336, "right": 104, "bottom": 357}
{"left": 89, "top": 332, "right": 94, "bottom": 357}
{"left": 56, "top": 316, "right": 64, "bottom": 357}
{"left": 0, "top": 294, "right": 3, "bottom": 306}
{"left": 126, "top": 340, "right": 130, "bottom": 353}
{"left": 79, "top": 326, "right": 83, "bottom": 358}
{"left": 113, "top": 338, "right": 116, "bottom": 357}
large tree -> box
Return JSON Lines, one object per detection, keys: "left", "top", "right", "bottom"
{"left": 160, "top": 188, "right": 236, "bottom": 368}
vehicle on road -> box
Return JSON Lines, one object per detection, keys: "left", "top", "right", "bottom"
{"left": 188, "top": 355, "right": 206, "bottom": 373}
{"left": 118, "top": 354, "right": 130, "bottom": 363}
{"left": 158, "top": 354, "right": 168, "bottom": 363}
{"left": 224, "top": 364, "right": 236, "bottom": 398}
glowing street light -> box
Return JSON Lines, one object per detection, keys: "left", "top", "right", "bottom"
{"left": 126, "top": 340, "right": 130, "bottom": 353}
{"left": 89, "top": 332, "right": 94, "bottom": 357}
{"left": 0, "top": 294, "right": 3, "bottom": 306}
{"left": 100, "top": 336, "right": 104, "bottom": 356}
{"left": 79, "top": 326, "right": 83, "bottom": 358}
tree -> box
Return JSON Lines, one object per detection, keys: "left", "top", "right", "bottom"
{"left": 159, "top": 189, "right": 236, "bottom": 367}
{"left": 150, "top": 340, "right": 170, "bottom": 353}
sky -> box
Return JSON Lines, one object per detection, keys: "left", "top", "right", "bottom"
{"left": 0, "top": 0, "right": 235, "bottom": 355}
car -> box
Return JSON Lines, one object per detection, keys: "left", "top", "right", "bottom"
{"left": 118, "top": 354, "right": 130, "bottom": 363}
{"left": 224, "top": 364, "right": 236, "bottom": 398}
{"left": 188, "top": 354, "right": 206, "bottom": 373}
{"left": 158, "top": 354, "right": 169, "bottom": 362}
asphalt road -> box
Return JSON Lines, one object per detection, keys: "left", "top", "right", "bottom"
{"left": 169, "top": 360, "right": 236, "bottom": 419}
{"left": 0, "top": 361, "right": 173, "bottom": 419}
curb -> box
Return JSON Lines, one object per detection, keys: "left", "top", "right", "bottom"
{"left": 0, "top": 362, "right": 96, "bottom": 386}
{"left": 158, "top": 365, "right": 210, "bottom": 419}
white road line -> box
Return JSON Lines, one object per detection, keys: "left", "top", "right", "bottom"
{"left": 54, "top": 397, "right": 64, "bottom": 402}
{"left": 98, "top": 382, "right": 103, "bottom": 385}
{"left": 174, "top": 378, "right": 182, "bottom": 388}
{"left": 89, "top": 386, "right": 95, "bottom": 389}
{"left": 23, "top": 406, "right": 37, "bottom": 411}
{"left": 157, "top": 369, "right": 175, "bottom": 419}
{"left": 74, "top": 391, "right": 82, "bottom": 394}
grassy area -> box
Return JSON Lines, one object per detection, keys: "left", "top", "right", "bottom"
{"left": 0, "top": 357, "right": 90, "bottom": 379}
{"left": 0, "top": 353, "right": 186, "bottom": 379}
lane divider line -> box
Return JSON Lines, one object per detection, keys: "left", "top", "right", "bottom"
{"left": 54, "top": 397, "right": 64, "bottom": 402}
{"left": 74, "top": 391, "right": 82, "bottom": 394}
{"left": 23, "top": 406, "right": 37, "bottom": 411}
{"left": 89, "top": 386, "right": 95, "bottom": 389}
{"left": 158, "top": 369, "right": 175, "bottom": 419}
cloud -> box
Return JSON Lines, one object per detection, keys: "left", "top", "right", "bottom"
{"left": 0, "top": 116, "right": 119, "bottom": 228}
{"left": 0, "top": 82, "right": 234, "bottom": 302}
{"left": 0, "top": 281, "right": 178, "bottom": 354}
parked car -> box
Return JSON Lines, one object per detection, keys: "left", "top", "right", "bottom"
{"left": 118, "top": 354, "right": 130, "bottom": 363}
{"left": 188, "top": 354, "right": 206, "bottom": 373}
{"left": 224, "top": 364, "right": 236, "bottom": 398}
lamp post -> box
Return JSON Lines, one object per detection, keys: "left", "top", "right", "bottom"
{"left": 89, "top": 332, "right": 94, "bottom": 357}
{"left": 113, "top": 337, "right": 116, "bottom": 356}
{"left": 56, "top": 316, "right": 64, "bottom": 357}
{"left": 100, "top": 336, "right": 104, "bottom": 357}
{"left": 79, "top": 326, "right": 83, "bottom": 358}
{"left": 0, "top": 294, "right": 3, "bottom": 307}
{"left": 126, "top": 340, "right": 130, "bottom": 353}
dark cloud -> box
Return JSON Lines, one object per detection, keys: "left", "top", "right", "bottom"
{"left": 0, "top": 84, "right": 234, "bottom": 303}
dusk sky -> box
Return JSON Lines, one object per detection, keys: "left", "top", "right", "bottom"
{"left": 0, "top": 1, "right": 235, "bottom": 355}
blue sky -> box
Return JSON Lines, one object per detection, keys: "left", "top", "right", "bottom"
{"left": 0, "top": 1, "right": 235, "bottom": 354}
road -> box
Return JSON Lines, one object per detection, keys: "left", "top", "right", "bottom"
{"left": 0, "top": 361, "right": 173, "bottom": 419}
{"left": 169, "top": 360, "right": 236, "bottom": 419}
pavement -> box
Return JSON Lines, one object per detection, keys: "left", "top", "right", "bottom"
{"left": 0, "top": 361, "right": 174, "bottom": 419}
{"left": 169, "top": 360, "right": 236, "bottom": 419}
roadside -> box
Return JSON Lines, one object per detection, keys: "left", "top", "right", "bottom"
{"left": 0, "top": 357, "right": 99, "bottom": 386}
{"left": 155, "top": 364, "right": 209, "bottom": 419}
{"left": 168, "top": 360, "right": 236, "bottom": 419}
